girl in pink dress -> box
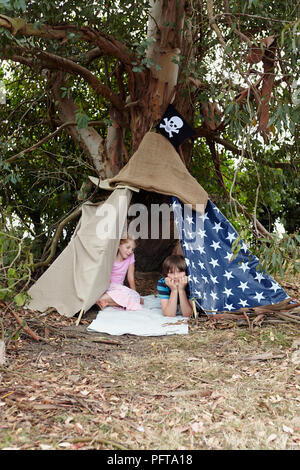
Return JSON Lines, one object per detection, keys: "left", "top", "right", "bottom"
{"left": 97, "top": 237, "right": 143, "bottom": 311}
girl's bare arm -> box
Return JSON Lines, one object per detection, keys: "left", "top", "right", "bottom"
{"left": 127, "top": 263, "right": 136, "bottom": 290}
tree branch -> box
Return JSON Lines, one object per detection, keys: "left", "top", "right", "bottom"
{"left": 206, "top": 137, "right": 229, "bottom": 199}
{"left": 223, "top": 1, "right": 253, "bottom": 47}
{"left": 4, "top": 120, "right": 107, "bottom": 164}
{"left": 1, "top": 46, "right": 124, "bottom": 111}
{"left": 206, "top": 0, "right": 261, "bottom": 104}
{"left": 194, "top": 128, "right": 297, "bottom": 170}
{"left": 33, "top": 205, "right": 82, "bottom": 270}
{"left": 236, "top": 200, "right": 274, "bottom": 239}
{"left": 0, "top": 15, "right": 134, "bottom": 66}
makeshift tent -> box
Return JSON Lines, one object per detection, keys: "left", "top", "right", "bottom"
{"left": 172, "top": 197, "right": 289, "bottom": 313}
{"left": 27, "top": 130, "right": 291, "bottom": 319}
{"left": 27, "top": 131, "right": 208, "bottom": 318}
{"left": 28, "top": 189, "right": 132, "bottom": 317}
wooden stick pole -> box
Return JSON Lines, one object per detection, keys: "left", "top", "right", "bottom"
{"left": 76, "top": 308, "right": 84, "bottom": 326}
{"left": 191, "top": 299, "right": 198, "bottom": 321}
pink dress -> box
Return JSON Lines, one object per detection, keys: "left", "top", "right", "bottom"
{"left": 100, "top": 253, "right": 142, "bottom": 310}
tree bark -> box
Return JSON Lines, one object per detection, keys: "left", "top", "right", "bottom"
{"left": 128, "top": 0, "right": 186, "bottom": 153}
{"left": 51, "top": 72, "right": 105, "bottom": 175}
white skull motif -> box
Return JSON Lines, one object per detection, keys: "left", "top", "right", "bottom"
{"left": 159, "top": 116, "right": 184, "bottom": 138}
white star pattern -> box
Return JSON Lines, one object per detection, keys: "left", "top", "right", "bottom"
{"left": 254, "top": 272, "right": 265, "bottom": 283}
{"left": 223, "top": 287, "right": 233, "bottom": 297}
{"left": 254, "top": 292, "right": 265, "bottom": 302}
{"left": 198, "top": 261, "right": 206, "bottom": 270}
{"left": 212, "top": 222, "right": 223, "bottom": 233}
{"left": 238, "top": 281, "right": 249, "bottom": 292}
{"left": 238, "top": 262, "right": 250, "bottom": 273}
{"left": 223, "top": 270, "right": 234, "bottom": 280}
{"left": 199, "top": 212, "right": 209, "bottom": 222}
{"left": 197, "top": 229, "right": 207, "bottom": 238}
{"left": 241, "top": 242, "right": 248, "bottom": 252}
{"left": 171, "top": 200, "right": 180, "bottom": 210}
{"left": 210, "top": 275, "right": 219, "bottom": 284}
{"left": 210, "top": 292, "right": 219, "bottom": 301}
{"left": 171, "top": 198, "right": 288, "bottom": 313}
{"left": 210, "top": 241, "right": 221, "bottom": 251}
{"left": 270, "top": 282, "right": 280, "bottom": 292}
{"left": 224, "top": 252, "right": 233, "bottom": 262}
{"left": 224, "top": 303, "right": 235, "bottom": 311}
{"left": 209, "top": 258, "right": 220, "bottom": 268}
{"left": 183, "top": 241, "right": 189, "bottom": 250}
{"left": 226, "top": 232, "right": 236, "bottom": 243}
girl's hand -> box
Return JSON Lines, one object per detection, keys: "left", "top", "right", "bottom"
{"left": 165, "top": 277, "right": 178, "bottom": 291}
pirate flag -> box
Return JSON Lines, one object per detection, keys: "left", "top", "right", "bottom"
{"left": 156, "top": 104, "right": 195, "bottom": 149}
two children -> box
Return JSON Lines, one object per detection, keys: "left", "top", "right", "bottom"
{"left": 98, "top": 237, "right": 192, "bottom": 318}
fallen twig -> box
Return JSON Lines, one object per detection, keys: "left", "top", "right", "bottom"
{"left": 152, "top": 388, "right": 212, "bottom": 398}
{"left": 71, "top": 436, "right": 129, "bottom": 450}
{"left": 241, "top": 352, "right": 285, "bottom": 361}
{"left": 91, "top": 337, "right": 122, "bottom": 345}
{"left": 202, "top": 299, "right": 300, "bottom": 329}
{"left": 274, "top": 313, "right": 300, "bottom": 324}
{"left": 9, "top": 310, "right": 43, "bottom": 342}
{"left": 0, "top": 300, "right": 44, "bottom": 342}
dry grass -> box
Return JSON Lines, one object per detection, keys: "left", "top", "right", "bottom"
{"left": 0, "top": 272, "right": 299, "bottom": 450}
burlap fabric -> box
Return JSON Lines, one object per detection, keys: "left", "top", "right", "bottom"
{"left": 109, "top": 132, "right": 208, "bottom": 212}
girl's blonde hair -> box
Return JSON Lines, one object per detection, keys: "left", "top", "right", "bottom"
{"left": 119, "top": 236, "right": 137, "bottom": 246}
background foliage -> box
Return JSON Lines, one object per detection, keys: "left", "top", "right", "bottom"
{"left": 0, "top": 0, "right": 299, "bottom": 304}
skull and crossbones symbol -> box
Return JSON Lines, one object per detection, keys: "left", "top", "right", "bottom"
{"left": 159, "top": 116, "right": 184, "bottom": 138}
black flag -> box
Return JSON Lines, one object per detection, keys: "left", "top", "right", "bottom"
{"left": 156, "top": 104, "right": 195, "bottom": 149}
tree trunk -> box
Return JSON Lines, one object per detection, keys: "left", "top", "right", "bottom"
{"left": 128, "top": 0, "right": 189, "bottom": 272}
{"left": 51, "top": 72, "right": 105, "bottom": 175}
{"left": 0, "top": 2, "right": 194, "bottom": 273}
{"left": 129, "top": 0, "right": 186, "bottom": 153}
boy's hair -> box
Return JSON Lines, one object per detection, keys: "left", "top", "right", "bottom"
{"left": 162, "top": 255, "right": 187, "bottom": 277}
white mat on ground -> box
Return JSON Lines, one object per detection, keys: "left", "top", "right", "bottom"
{"left": 86, "top": 295, "right": 189, "bottom": 336}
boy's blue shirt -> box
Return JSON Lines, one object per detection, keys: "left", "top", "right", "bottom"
{"left": 157, "top": 277, "right": 192, "bottom": 301}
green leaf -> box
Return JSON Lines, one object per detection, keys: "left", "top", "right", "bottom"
{"left": 14, "top": 292, "right": 27, "bottom": 307}
{"left": 0, "top": 0, "right": 10, "bottom": 7}
{"left": 132, "top": 66, "right": 143, "bottom": 73}
{"left": 75, "top": 111, "right": 90, "bottom": 129}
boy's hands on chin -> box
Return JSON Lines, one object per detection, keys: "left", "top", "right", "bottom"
{"left": 178, "top": 275, "right": 188, "bottom": 290}
{"left": 165, "top": 277, "right": 178, "bottom": 291}
{"left": 165, "top": 275, "right": 188, "bottom": 291}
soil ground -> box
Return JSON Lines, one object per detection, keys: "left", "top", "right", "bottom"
{"left": 0, "top": 274, "right": 299, "bottom": 451}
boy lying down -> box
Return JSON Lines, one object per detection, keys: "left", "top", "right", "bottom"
{"left": 157, "top": 255, "right": 193, "bottom": 318}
